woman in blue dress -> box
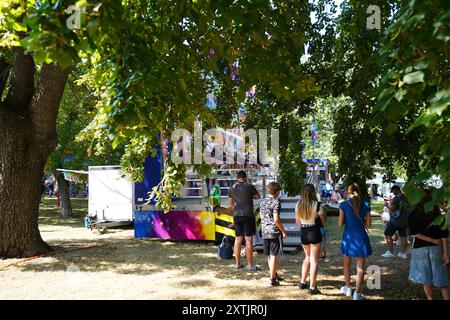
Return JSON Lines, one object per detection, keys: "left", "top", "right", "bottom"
{"left": 338, "top": 183, "right": 372, "bottom": 300}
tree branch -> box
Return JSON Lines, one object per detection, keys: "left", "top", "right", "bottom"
{"left": 4, "top": 47, "right": 35, "bottom": 109}
{"left": 0, "top": 57, "right": 11, "bottom": 97}
{"left": 30, "top": 63, "right": 69, "bottom": 156}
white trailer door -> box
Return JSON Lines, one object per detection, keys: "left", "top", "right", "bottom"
{"left": 88, "top": 166, "right": 133, "bottom": 221}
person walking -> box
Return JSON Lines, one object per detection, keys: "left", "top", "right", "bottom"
{"left": 338, "top": 183, "right": 372, "bottom": 300}
{"left": 228, "top": 170, "right": 261, "bottom": 272}
{"left": 382, "top": 185, "right": 409, "bottom": 259}
{"left": 296, "top": 184, "right": 326, "bottom": 295}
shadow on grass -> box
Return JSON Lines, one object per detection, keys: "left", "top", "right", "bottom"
{"left": 28, "top": 216, "right": 388, "bottom": 279}
{"left": 12, "top": 235, "right": 431, "bottom": 299}
{"left": 39, "top": 198, "right": 88, "bottom": 227}
{"left": 27, "top": 201, "right": 434, "bottom": 299}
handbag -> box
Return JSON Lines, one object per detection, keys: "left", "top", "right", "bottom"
{"left": 315, "top": 201, "right": 323, "bottom": 227}
{"left": 218, "top": 235, "right": 233, "bottom": 259}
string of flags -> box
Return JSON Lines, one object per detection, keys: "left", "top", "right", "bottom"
{"left": 63, "top": 172, "right": 81, "bottom": 183}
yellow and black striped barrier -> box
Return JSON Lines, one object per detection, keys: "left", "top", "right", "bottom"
{"left": 215, "top": 211, "right": 235, "bottom": 237}
{"left": 214, "top": 207, "right": 262, "bottom": 240}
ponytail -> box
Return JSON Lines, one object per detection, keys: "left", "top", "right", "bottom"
{"left": 348, "top": 183, "right": 361, "bottom": 213}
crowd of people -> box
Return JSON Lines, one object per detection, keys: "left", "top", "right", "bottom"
{"left": 227, "top": 171, "right": 449, "bottom": 300}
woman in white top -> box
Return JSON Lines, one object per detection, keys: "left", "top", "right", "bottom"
{"left": 296, "top": 184, "right": 326, "bottom": 295}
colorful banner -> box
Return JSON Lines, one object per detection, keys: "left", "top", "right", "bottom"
{"left": 134, "top": 210, "right": 215, "bottom": 241}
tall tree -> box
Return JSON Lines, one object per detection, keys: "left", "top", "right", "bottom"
{"left": 372, "top": 0, "right": 449, "bottom": 208}
{"left": 46, "top": 72, "right": 123, "bottom": 217}
{"left": 0, "top": 0, "right": 335, "bottom": 256}
{"left": 328, "top": 0, "right": 420, "bottom": 199}
{"left": 0, "top": 46, "right": 68, "bottom": 257}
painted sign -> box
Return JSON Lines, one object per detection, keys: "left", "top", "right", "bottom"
{"left": 135, "top": 210, "right": 215, "bottom": 241}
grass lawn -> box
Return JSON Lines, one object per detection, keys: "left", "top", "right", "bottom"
{"left": 0, "top": 198, "right": 435, "bottom": 300}
{"left": 370, "top": 200, "right": 385, "bottom": 215}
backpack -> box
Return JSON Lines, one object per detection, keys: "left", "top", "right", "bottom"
{"left": 218, "top": 236, "right": 233, "bottom": 259}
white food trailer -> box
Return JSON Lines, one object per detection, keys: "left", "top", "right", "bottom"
{"left": 87, "top": 166, "right": 134, "bottom": 224}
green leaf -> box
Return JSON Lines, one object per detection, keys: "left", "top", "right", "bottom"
{"left": 271, "top": 82, "right": 283, "bottom": 98}
{"left": 13, "top": 22, "right": 27, "bottom": 32}
{"left": 441, "top": 143, "right": 450, "bottom": 158}
{"left": 179, "top": 79, "right": 186, "bottom": 91}
{"left": 374, "top": 89, "right": 394, "bottom": 112}
{"left": 414, "top": 60, "right": 429, "bottom": 70}
{"left": 385, "top": 102, "right": 409, "bottom": 121}
{"left": 385, "top": 122, "right": 398, "bottom": 134}
{"left": 412, "top": 170, "right": 431, "bottom": 183}
{"left": 424, "top": 200, "right": 434, "bottom": 213}
{"left": 33, "top": 51, "right": 47, "bottom": 64}
{"left": 403, "top": 182, "right": 425, "bottom": 205}
{"left": 403, "top": 71, "right": 424, "bottom": 84}
{"left": 408, "top": 113, "right": 437, "bottom": 132}
{"left": 370, "top": 110, "right": 386, "bottom": 130}
{"left": 394, "top": 88, "right": 407, "bottom": 102}
{"left": 429, "top": 89, "right": 450, "bottom": 115}
{"left": 111, "top": 136, "right": 121, "bottom": 149}
{"left": 236, "top": 87, "right": 246, "bottom": 102}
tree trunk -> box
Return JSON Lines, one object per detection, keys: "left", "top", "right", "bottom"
{"left": 0, "top": 108, "right": 51, "bottom": 257}
{"left": 56, "top": 172, "right": 73, "bottom": 218}
{"left": 0, "top": 47, "right": 69, "bottom": 258}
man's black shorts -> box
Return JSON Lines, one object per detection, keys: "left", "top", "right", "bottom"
{"left": 234, "top": 216, "right": 256, "bottom": 237}
{"left": 384, "top": 221, "right": 407, "bottom": 237}
{"left": 263, "top": 236, "right": 283, "bottom": 256}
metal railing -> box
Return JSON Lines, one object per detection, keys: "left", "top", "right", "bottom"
{"left": 179, "top": 168, "right": 277, "bottom": 200}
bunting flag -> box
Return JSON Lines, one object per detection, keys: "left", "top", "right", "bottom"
{"left": 63, "top": 172, "right": 80, "bottom": 183}
{"left": 311, "top": 123, "right": 318, "bottom": 146}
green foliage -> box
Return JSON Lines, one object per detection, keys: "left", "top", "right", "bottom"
{"left": 373, "top": 0, "right": 450, "bottom": 209}
{"left": 302, "top": 96, "right": 342, "bottom": 163}
{"left": 4, "top": 0, "right": 448, "bottom": 213}
{"left": 241, "top": 85, "right": 314, "bottom": 196}
{"left": 149, "top": 162, "right": 186, "bottom": 213}
{"left": 46, "top": 70, "right": 123, "bottom": 177}
{"left": 329, "top": 0, "right": 425, "bottom": 200}
{"left": 277, "top": 114, "right": 307, "bottom": 196}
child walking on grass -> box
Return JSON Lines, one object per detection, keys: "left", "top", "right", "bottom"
{"left": 259, "top": 182, "right": 286, "bottom": 286}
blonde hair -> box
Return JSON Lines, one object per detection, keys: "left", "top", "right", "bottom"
{"left": 347, "top": 183, "right": 361, "bottom": 213}
{"left": 296, "top": 184, "right": 318, "bottom": 223}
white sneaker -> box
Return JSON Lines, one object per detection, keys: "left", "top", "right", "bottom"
{"left": 382, "top": 251, "right": 396, "bottom": 258}
{"left": 397, "top": 252, "right": 408, "bottom": 259}
{"left": 340, "top": 286, "right": 352, "bottom": 297}
{"left": 353, "top": 291, "right": 365, "bottom": 300}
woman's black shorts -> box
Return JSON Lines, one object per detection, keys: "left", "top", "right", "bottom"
{"left": 300, "top": 225, "right": 322, "bottom": 245}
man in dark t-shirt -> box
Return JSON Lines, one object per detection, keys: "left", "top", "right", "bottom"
{"left": 228, "top": 170, "right": 261, "bottom": 271}
{"left": 382, "top": 185, "right": 409, "bottom": 259}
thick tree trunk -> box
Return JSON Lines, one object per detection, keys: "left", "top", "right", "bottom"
{"left": 0, "top": 48, "right": 68, "bottom": 258}
{"left": 56, "top": 172, "right": 73, "bottom": 218}
{"left": 0, "top": 108, "right": 51, "bottom": 257}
